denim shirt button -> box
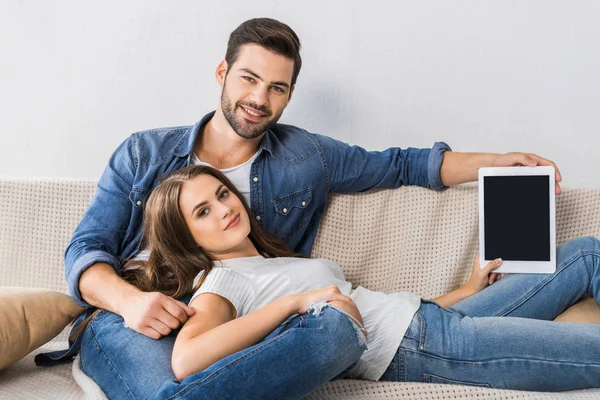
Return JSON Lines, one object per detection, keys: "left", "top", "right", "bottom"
{"left": 301, "top": 201, "right": 306, "bottom": 207}
{"left": 136, "top": 200, "right": 142, "bottom": 206}
{"left": 256, "top": 215, "right": 261, "bottom": 221}
{"left": 283, "top": 208, "right": 288, "bottom": 214}
{"left": 253, "top": 177, "right": 259, "bottom": 182}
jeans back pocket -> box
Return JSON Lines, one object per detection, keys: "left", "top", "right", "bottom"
{"left": 423, "top": 373, "right": 492, "bottom": 388}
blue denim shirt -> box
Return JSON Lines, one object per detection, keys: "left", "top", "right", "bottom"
{"left": 65, "top": 111, "right": 451, "bottom": 307}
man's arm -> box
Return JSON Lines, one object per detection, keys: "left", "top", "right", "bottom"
{"left": 440, "top": 151, "right": 563, "bottom": 194}
{"left": 314, "top": 133, "right": 451, "bottom": 193}
{"left": 66, "top": 135, "right": 193, "bottom": 338}
{"left": 79, "top": 263, "right": 193, "bottom": 339}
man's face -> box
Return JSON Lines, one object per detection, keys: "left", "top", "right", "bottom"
{"left": 219, "top": 44, "right": 295, "bottom": 139}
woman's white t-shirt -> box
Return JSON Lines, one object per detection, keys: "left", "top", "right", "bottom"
{"left": 190, "top": 256, "right": 421, "bottom": 381}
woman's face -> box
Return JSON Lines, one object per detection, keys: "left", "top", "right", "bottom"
{"left": 179, "top": 174, "right": 252, "bottom": 258}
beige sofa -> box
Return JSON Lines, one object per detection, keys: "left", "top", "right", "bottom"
{"left": 1, "top": 179, "right": 600, "bottom": 399}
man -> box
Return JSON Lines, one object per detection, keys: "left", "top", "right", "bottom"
{"left": 53, "top": 17, "right": 561, "bottom": 398}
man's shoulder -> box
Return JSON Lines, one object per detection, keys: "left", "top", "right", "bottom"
{"left": 132, "top": 124, "right": 192, "bottom": 145}
{"left": 270, "top": 122, "right": 336, "bottom": 149}
{"left": 125, "top": 124, "right": 195, "bottom": 163}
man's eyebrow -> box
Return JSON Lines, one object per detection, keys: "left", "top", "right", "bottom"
{"left": 239, "top": 68, "right": 290, "bottom": 89}
{"left": 191, "top": 184, "right": 225, "bottom": 216}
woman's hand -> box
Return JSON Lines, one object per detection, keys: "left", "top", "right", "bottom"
{"left": 290, "top": 285, "right": 364, "bottom": 328}
{"left": 461, "top": 256, "right": 503, "bottom": 296}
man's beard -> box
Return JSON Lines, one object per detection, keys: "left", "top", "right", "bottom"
{"left": 221, "top": 84, "right": 283, "bottom": 139}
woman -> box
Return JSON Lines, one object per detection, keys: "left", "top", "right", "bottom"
{"left": 124, "top": 165, "right": 600, "bottom": 399}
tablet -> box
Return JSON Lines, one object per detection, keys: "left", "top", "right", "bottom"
{"left": 478, "top": 166, "right": 556, "bottom": 274}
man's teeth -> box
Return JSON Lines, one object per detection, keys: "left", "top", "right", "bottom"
{"left": 243, "top": 107, "right": 262, "bottom": 117}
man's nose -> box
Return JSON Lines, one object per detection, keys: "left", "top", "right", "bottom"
{"left": 248, "top": 84, "right": 268, "bottom": 107}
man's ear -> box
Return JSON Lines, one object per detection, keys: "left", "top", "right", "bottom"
{"left": 215, "top": 60, "right": 228, "bottom": 86}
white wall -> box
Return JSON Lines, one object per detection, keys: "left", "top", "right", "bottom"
{"left": 1, "top": 1, "right": 599, "bottom": 187}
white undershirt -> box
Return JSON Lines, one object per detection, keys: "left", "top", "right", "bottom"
{"left": 190, "top": 256, "right": 421, "bottom": 381}
{"left": 190, "top": 150, "right": 261, "bottom": 207}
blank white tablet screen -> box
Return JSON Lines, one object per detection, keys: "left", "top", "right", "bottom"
{"left": 484, "top": 176, "right": 550, "bottom": 261}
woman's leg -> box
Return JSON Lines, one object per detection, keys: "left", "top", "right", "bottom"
{"left": 382, "top": 301, "right": 600, "bottom": 391}
{"left": 152, "top": 305, "right": 367, "bottom": 400}
{"left": 449, "top": 236, "right": 600, "bottom": 319}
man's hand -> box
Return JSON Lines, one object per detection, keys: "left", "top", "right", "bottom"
{"left": 492, "top": 152, "right": 562, "bottom": 194}
{"left": 119, "top": 291, "right": 196, "bottom": 340}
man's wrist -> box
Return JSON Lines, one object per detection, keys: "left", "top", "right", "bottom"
{"left": 112, "top": 282, "right": 141, "bottom": 316}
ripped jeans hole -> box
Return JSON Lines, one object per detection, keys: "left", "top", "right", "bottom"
{"left": 306, "top": 301, "right": 329, "bottom": 316}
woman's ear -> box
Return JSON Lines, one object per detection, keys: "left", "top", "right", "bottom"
{"left": 215, "top": 60, "right": 228, "bottom": 86}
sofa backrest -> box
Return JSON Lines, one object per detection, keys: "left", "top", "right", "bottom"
{"left": 1, "top": 179, "right": 599, "bottom": 298}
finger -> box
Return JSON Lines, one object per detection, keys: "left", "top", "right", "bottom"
{"left": 148, "top": 318, "right": 172, "bottom": 337}
{"left": 140, "top": 326, "right": 163, "bottom": 340}
{"left": 156, "top": 308, "right": 183, "bottom": 330}
{"left": 329, "top": 293, "right": 353, "bottom": 306}
{"left": 529, "top": 154, "right": 562, "bottom": 181}
{"left": 485, "top": 258, "right": 503, "bottom": 273}
{"left": 163, "top": 298, "right": 194, "bottom": 324}
{"left": 521, "top": 154, "right": 538, "bottom": 167}
{"left": 527, "top": 154, "right": 563, "bottom": 194}
{"left": 488, "top": 273, "right": 497, "bottom": 285}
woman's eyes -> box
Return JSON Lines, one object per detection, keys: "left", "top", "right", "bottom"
{"left": 196, "top": 190, "right": 230, "bottom": 218}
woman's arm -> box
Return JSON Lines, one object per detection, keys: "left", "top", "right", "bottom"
{"left": 172, "top": 285, "right": 354, "bottom": 381}
{"left": 433, "top": 257, "right": 502, "bottom": 308}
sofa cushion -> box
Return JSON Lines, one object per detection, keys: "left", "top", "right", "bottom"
{"left": 0, "top": 287, "right": 83, "bottom": 370}
{"left": 554, "top": 295, "right": 600, "bottom": 324}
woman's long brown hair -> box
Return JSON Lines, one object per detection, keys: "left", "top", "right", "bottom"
{"left": 72, "top": 165, "right": 302, "bottom": 340}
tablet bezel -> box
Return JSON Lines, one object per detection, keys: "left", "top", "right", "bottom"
{"left": 478, "top": 166, "right": 556, "bottom": 274}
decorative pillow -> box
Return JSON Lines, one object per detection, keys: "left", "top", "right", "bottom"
{"left": 0, "top": 287, "right": 83, "bottom": 370}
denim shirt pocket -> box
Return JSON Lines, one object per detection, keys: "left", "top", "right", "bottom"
{"left": 272, "top": 188, "right": 312, "bottom": 238}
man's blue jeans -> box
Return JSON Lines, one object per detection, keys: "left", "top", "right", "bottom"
{"left": 380, "top": 236, "right": 600, "bottom": 391}
{"left": 80, "top": 304, "right": 366, "bottom": 399}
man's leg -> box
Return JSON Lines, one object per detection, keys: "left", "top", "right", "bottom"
{"left": 153, "top": 306, "right": 367, "bottom": 400}
{"left": 449, "top": 236, "right": 600, "bottom": 319}
{"left": 80, "top": 310, "right": 177, "bottom": 399}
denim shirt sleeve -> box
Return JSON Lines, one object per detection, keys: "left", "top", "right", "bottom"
{"left": 314, "top": 133, "right": 451, "bottom": 193}
{"left": 64, "top": 136, "right": 137, "bottom": 307}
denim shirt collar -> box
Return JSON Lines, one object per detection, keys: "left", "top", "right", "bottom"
{"left": 171, "top": 110, "right": 282, "bottom": 161}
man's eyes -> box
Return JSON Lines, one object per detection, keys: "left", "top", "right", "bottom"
{"left": 241, "top": 76, "right": 285, "bottom": 93}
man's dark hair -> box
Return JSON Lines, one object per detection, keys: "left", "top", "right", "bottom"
{"left": 225, "top": 18, "right": 302, "bottom": 86}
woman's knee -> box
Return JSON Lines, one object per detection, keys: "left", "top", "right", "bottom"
{"left": 559, "top": 236, "right": 600, "bottom": 258}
